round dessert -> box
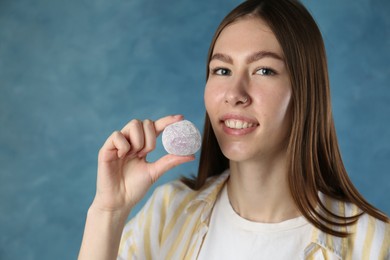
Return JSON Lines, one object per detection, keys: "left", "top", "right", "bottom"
{"left": 162, "top": 120, "right": 201, "bottom": 156}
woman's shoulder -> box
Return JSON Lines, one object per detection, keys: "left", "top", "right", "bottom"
{"left": 318, "top": 194, "right": 389, "bottom": 257}
{"left": 349, "top": 207, "right": 390, "bottom": 257}
{"left": 323, "top": 193, "right": 389, "bottom": 224}
{"left": 324, "top": 194, "right": 389, "bottom": 243}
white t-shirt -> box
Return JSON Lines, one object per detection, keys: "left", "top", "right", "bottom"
{"left": 198, "top": 184, "right": 312, "bottom": 260}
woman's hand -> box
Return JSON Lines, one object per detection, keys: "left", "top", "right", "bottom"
{"left": 79, "top": 115, "right": 194, "bottom": 260}
{"left": 91, "top": 115, "right": 195, "bottom": 214}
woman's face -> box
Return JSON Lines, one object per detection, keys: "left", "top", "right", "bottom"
{"left": 204, "top": 17, "right": 292, "bottom": 163}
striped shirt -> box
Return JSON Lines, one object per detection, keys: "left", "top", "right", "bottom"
{"left": 118, "top": 171, "right": 390, "bottom": 259}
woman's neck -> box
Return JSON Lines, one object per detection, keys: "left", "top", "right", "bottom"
{"left": 227, "top": 158, "right": 301, "bottom": 223}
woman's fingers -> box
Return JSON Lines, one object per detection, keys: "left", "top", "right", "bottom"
{"left": 137, "top": 119, "right": 156, "bottom": 158}
{"left": 148, "top": 154, "right": 195, "bottom": 182}
{"left": 98, "top": 131, "right": 130, "bottom": 162}
{"left": 119, "top": 115, "right": 184, "bottom": 157}
{"left": 121, "top": 119, "right": 145, "bottom": 156}
{"left": 138, "top": 115, "right": 184, "bottom": 157}
{"left": 154, "top": 115, "right": 184, "bottom": 135}
{"left": 100, "top": 115, "right": 185, "bottom": 162}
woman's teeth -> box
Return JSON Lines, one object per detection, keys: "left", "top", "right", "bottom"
{"left": 224, "top": 119, "right": 255, "bottom": 129}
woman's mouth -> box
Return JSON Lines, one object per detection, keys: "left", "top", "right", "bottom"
{"left": 220, "top": 115, "right": 259, "bottom": 135}
{"left": 224, "top": 119, "right": 256, "bottom": 129}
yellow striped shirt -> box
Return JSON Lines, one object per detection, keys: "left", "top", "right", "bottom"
{"left": 118, "top": 172, "right": 390, "bottom": 259}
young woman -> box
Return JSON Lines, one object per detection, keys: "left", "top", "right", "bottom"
{"left": 79, "top": 0, "right": 390, "bottom": 259}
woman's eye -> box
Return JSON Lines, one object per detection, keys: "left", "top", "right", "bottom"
{"left": 212, "top": 68, "right": 231, "bottom": 76}
{"left": 256, "top": 68, "right": 276, "bottom": 76}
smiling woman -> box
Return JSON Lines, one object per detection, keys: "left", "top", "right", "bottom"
{"left": 78, "top": 0, "right": 390, "bottom": 259}
{"left": 205, "top": 17, "right": 292, "bottom": 165}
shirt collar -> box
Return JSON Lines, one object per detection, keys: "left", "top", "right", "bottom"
{"left": 184, "top": 169, "right": 229, "bottom": 214}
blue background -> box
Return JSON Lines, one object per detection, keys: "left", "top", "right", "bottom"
{"left": 0, "top": 0, "right": 389, "bottom": 259}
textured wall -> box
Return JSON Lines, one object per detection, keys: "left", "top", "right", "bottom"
{"left": 0, "top": 0, "right": 389, "bottom": 259}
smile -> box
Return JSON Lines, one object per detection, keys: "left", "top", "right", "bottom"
{"left": 224, "top": 119, "right": 256, "bottom": 129}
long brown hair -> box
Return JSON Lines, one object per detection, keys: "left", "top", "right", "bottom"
{"left": 182, "top": 0, "right": 389, "bottom": 237}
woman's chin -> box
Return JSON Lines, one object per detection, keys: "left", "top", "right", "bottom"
{"left": 220, "top": 147, "right": 255, "bottom": 163}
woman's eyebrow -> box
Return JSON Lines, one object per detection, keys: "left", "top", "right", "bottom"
{"left": 246, "top": 51, "right": 284, "bottom": 63}
{"left": 210, "top": 51, "right": 284, "bottom": 65}
{"left": 210, "top": 53, "right": 233, "bottom": 64}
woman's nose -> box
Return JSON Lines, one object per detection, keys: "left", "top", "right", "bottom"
{"left": 224, "top": 76, "right": 251, "bottom": 106}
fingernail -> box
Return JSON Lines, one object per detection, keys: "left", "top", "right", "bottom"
{"left": 173, "top": 114, "right": 183, "bottom": 118}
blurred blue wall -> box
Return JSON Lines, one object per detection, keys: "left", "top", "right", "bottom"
{"left": 0, "top": 0, "right": 389, "bottom": 259}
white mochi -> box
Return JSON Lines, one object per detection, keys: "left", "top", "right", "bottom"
{"left": 162, "top": 120, "right": 201, "bottom": 156}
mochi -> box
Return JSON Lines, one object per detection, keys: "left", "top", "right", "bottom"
{"left": 162, "top": 120, "right": 201, "bottom": 156}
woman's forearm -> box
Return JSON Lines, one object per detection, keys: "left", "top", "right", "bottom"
{"left": 78, "top": 206, "right": 130, "bottom": 260}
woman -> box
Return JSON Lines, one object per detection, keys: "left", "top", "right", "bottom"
{"left": 79, "top": 0, "right": 390, "bottom": 259}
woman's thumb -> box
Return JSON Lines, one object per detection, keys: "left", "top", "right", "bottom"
{"left": 148, "top": 154, "right": 195, "bottom": 182}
